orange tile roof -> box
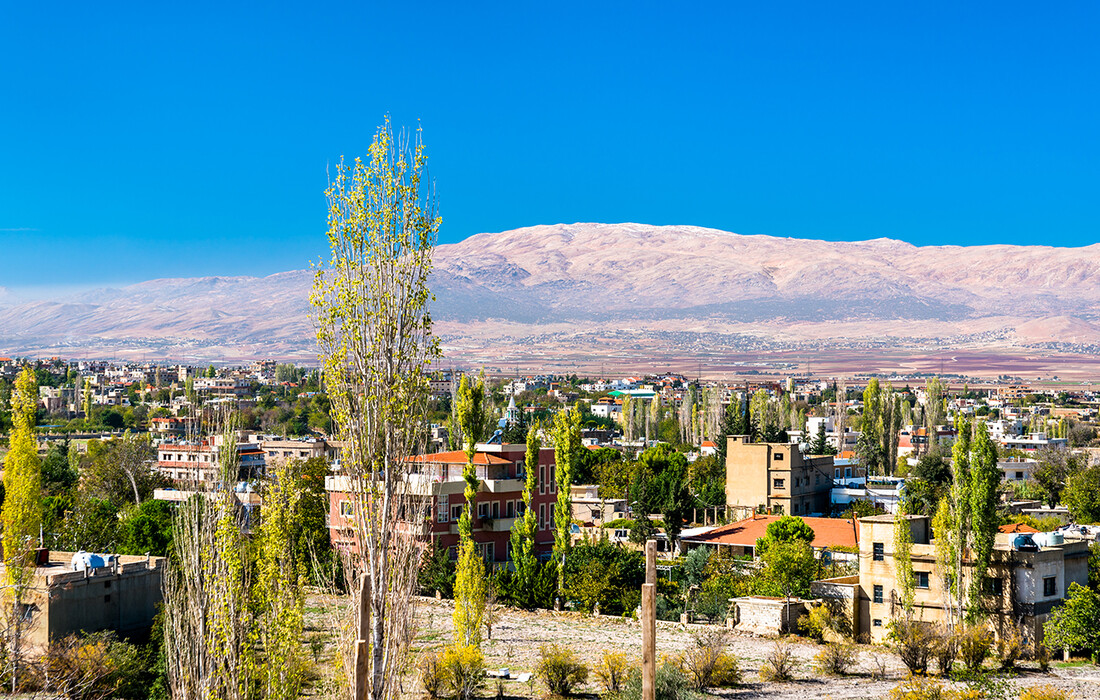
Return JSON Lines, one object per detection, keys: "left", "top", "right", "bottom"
{"left": 838, "top": 450, "right": 855, "bottom": 460}
{"left": 686, "top": 515, "right": 859, "bottom": 550}
{"left": 701, "top": 441, "right": 717, "bottom": 448}
{"left": 998, "top": 523, "right": 1039, "bottom": 534}
{"left": 408, "top": 451, "right": 512, "bottom": 466}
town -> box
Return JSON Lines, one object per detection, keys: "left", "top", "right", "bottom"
{"left": 2, "top": 353, "right": 1099, "bottom": 698}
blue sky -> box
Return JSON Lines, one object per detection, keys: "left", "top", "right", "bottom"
{"left": 2, "top": 2, "right": 1099, "bottom": 288}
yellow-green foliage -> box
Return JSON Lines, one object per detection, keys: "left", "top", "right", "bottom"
{"left": 682, "top": 631, "right": 741, "bottom": 689}
{"left": 442, "top": 644, "right": 486, "bottom": 700}
{"left": 958, "top": 625, "right": 994, "bottom": 672}
{"left": 813, "top": 642, "right": 857, "bottom": 676}
{"left": 1018, "top": 685, "right": 1071, "bottom": 700}
{"left": 889, "top": 677, "right": 985, "bottom": 700}
{"left": 799, "top": 603, "right": 852, "bottom": 641}
{"left": 536, "top": 643, "right": 589, "bottom": 696}
{"left": 551, "top": 404, "right": 582, "bottom": 591}
{"left": 452, "top": 539, "right": 487, "bottom": 648}
{"left": 3, "top": 367, "right": 42, "bottom": 595}
{"left": 420, "top": 649, "right": 447, "bottom": 699}
{"left": 594, "top": 651, "right": 630, "bottom": 694}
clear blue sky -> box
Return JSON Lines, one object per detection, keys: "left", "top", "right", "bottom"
{"left": 2, "top": 2, "right": 1099, "bottom": 287}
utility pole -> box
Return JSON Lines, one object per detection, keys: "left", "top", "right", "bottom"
{"left": 641, "top": 539, "right": 657, "bottom": 700}
{"left": 354, "top": 572, "right": 371, "bottom": 699}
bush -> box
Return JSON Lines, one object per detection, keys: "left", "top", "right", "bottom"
{"left": 799, "top": 603, "right": 851, "bottom": 642}
{"left": 420, "top": 650, "right": 446, "bottom": 699}
{"left": 1034, "top": 643, "right": 1051, "bottom": 672}
{"left": 595, "top": 651, "right": 630, "bottom": 695}
{"left": 932, "top": 627, "right": 957, "bottom": 677}
{"left": 813, "top": 642, "right": 858, "bottom": 676}
{"left": 997, "top": 627, "right": 1023, "bottom": 672}
{"left": 758, "top": 642, "right": 795, "bottom": 682}
{"left": 44, "top": 631, "right": 145, "bottom": 700}
{"left": 958, "top": 626, "right": 994, "bottom": 673}
{"left": 442, "top": 644, "right": 486, "bottom": 700}
{"left": 890, "top": 618, "right": 935, "bottom": 676}
{"left": 890, "top": 676, "right": 949, "bottom": 700}
{"left": 682, "top": 630, "right": 741, "bottom": 689}
{"left": 616, "top": 662, "right": 698, "bottom": 700}
{"left": 537, "top": 644, "right": 589, "bottom": 696}
{"left": 1018, "top": 685, "right": 1071, "bottom": 700}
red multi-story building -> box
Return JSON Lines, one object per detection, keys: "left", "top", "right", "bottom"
{"left": 325, "top": 442, "right": 559, "bottom": 565}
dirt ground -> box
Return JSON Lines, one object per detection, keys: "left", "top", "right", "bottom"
{"left": 406, "top": 597, "right": 1100, "bottom": 700}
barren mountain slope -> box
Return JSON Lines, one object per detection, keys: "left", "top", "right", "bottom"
{"left": 2, "top": 222, "right": 1099, "bottom": 364}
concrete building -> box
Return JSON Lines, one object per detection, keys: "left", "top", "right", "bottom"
{"left": 852, "top": 515, "right": 1089, "bottom": 644}
{"left": 325, "top": 442, "right": 558, "bottom": 564}
{"left": 260, "top": 437, "right": 338, "bottom": 466}
{"left": 0, "top": 550, "right": 166, "bottom": 650}
{"left": 724, "top": 435, "right": 834, "bottom": 516}
{"left": 156, "top": 434, "right": 266, "bottom": 483}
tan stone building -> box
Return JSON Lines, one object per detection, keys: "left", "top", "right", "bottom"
{"left": 1, "top": 550, "right": 166, "bottom": 650}
{"left": 854, "top": 515, "right": 1089, "bottom": 644}
{"left": 723, "top": 435, "right": 834, "bottom": 516}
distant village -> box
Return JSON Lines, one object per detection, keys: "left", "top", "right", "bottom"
{"left": 3, "top": 353, "right": 1100, "bottom": 661}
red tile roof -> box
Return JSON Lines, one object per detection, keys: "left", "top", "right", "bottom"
{"left": 685, "top": 515, "right": 859, "bottom": 550}
{"left": 408, "top": 451, "right": 512, "bottom": 466}
{"left": 998, "top": 523, "right": 1039, "bottom": 534}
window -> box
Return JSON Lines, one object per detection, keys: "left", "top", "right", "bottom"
{"left": 539, "top": 466, "right": 546, "bottom": 495}
{"left": 916, "top": 572, "right": 930, "bottom": 589}
{"left": 491, "top": 502, "right": 500, "bottom": 519}
{"left": 773, "top": 478, "right": 786, "bottom": 490}
{"left": 339, "top": 500, "right": 354, "bottom": 518}
{"left": 834, "top": 468, "right": 841, "bottom": 478}
{"left": 516, "top": 501, "right": 526, "bottom": 517}
{"left": 614, "top": 529, "right": 630, "bottom": 539}
{"left": 478, "top": 503, "right": 489, "bottom": 519}
{"left": 438, "top": 495, "right": 449, "bottom": 523}
{"left": 873, "top": 619, "right": 882, "bottom": 627}
{"left": 844, "top": 467, "right": 852, "bottom": 478}
{"left": 793, "top": 503, "right": 799, "bottom": 514}
{"left": 104, "top": 595, "right": 111, "bottom": 603}
{"left": 982, "top": 577, "right": 1003, "bottom": 596}
{"left": 451, "top": 504, "right": 463, "bottom": 522}
{"left": 873, "top": 585, "right": 884, "bottom": 604}
{"left": 104, "top": 580, "right": 111, "bottom": 589}
{"left": 539, "top": 504, "right": 546, "bottom": 531}
{"left": 1044, "top": 576, "right": 1057, "bottom": 597}
{"left": 506, "top": 501, "right": 515, "bottom": 518}
{"left": 873, "top": 543, "right": 884, "bottom": 561}
{"left": 773, "top": 452, "right": 784, "bottom": 461}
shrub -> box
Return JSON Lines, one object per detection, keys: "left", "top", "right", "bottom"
{"left": 869, "top": 653, "right": 891, "bottom": 681}
{"left": 932, "top": 627, "right": 957, "bottom": 677}
{"left": 997, "top": 627, "right": 1023, "bottom": 672}
{"left": 890, "top": 618, "right": 935, "bottom": 676}
{"left": 682, "top": 630, "right": 741, "bottom": 689}
{"left": 420, "top": 650, "right": 446, "bottom": 699}
{"left": 442, "top": 644, "right": 486, "bottom": 700}
{"left": 1034, "top": 643, "right": 1051, "bottom": 672}
{"left": 813, "top": 642, "right": 858, "bottom": 676}
{"left": 799, "top": 603, "right": 851, "bottom": 642}
{"left": 1018, "top": 685, "right": 1071, "bottom": 700}
{"left": 890, "top": 676, "right": 948, "bottom": 700}
{"left": 537, "top": 643, "right": 589, "bottom": 696}
{"left": 958, "top": 626, "right": 994, "bottom": 673}
{"left": 44, "top": 631, "right": 144, "bottom": 700}
{"left": 616, "top": 662, "right": 699, "bottom": 700}
{"left": 594, "top": 651, "right": 630, "bottom": 695}
{"left": 758, "top": 642, "right": 795, "bottom": 682}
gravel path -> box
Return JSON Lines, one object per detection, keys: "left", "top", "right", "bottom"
{"left": 411, "top": 597, "right": 1100, "bottom": 700}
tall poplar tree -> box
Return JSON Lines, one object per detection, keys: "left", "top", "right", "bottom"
{"left": 552, "top": 404, "right": 582, "bottom": 595}
{"left": 508, "top": 423, "right": 541, "bottom": 607}
{"left": 453, "top": 374, "right": 487, "bottom": 646}
{"left": 3, "top": 367, "right": 42, "bottom": 689}
{"left": 310, "top": 118, "right": 439, "bottom": 700}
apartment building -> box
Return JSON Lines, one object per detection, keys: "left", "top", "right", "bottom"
{"left": 156, "top": 435, "right": 266, "bottom": 483}
{"left": 724, "top": 435, "right": 834, "bottom": 516}
{"left": 325, "top": 442, "right": 558, "bottom": 564}
{"left": 0, "top": 549, "right": 166, "bottom": 651}
{"left": 855, "top": 515, "right": 1089, "bottom": 644}
{"left": 260, "top": 437, "right": 339, "bottom": 465}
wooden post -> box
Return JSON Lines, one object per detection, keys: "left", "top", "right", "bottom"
{"left": 354, "top": 573, "right": 371, "bottom": 700}
{"left": 642, "top": 539, "right": 657, "bottom": 700}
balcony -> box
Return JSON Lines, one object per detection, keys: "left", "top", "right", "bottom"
{"left": 484, "top": 478, "right": 524, "bottom": 494}
{"left": 482, "top": 517, "right": 517, "bottom": 532}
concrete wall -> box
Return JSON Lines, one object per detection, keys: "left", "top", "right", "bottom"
{"left": 811, "top": 575, "right": 860, "bottom": 641}
{"left": 729, "top": 596, "right": 809, "bottom": 636}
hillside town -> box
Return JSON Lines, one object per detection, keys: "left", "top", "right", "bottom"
{"left": 3, "top": 350, "right": 1100, "bottom": 697}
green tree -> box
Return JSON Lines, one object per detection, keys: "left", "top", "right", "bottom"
{"left": 757, "top": 539, "right": 819, "bottom": 600}
{"left": 1064, "top": 462, "right": 1100, "bottom": 524}
{"left": 454, "top": 373, "right": 487, "bottom": 647}
{"left": 1044, "top": 582, "right": 1100, "bottom": 661}
{"left": 552, "top": 404, "right": 582, "bottom": 594}
{"left": 2, "top": 367, "right": 43, "bottom": 686}
{"left": 1033, "top": 447, "right": 1079, "bottom": 509}
{"left": 754, "top": 515, "right": 815, "bottom": 557}
{"left": 309, "top": 117, "right": 440, "bottom": 700}
{"left": 205, "top": 365, "right": 216, "bottom": 378}
{"left": 117, "top": 500, "right": 174, "bottom": 557}
{"left": 508, "top": 424, "right": 541, "bottom": 608}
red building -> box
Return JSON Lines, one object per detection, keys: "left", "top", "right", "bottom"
{"left": 325, "top": 442, "right": 559, "bottom": 565}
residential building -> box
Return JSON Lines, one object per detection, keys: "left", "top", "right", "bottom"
{"left": 0, "top": 550, "right": 166, "bottom": 651}
{"left": 724, "top": 435, "right": 834, "bottom": 516}
{"left": 853, "top": 515, "right": 1089, "bottom": 644}
{"left": 325, "top": 442, "right": 558, "bottom": 564}
{"left": 570, "top": 484, "right": 628, "bottom": 528}
{"left": 682, "top": 514, "right": 859, "bottom": 562}
{"left": 156, "top": 434, "right": 266, "bottom": 483}
{"left": 260, "top": 437, "right": 338, "bottom": 465}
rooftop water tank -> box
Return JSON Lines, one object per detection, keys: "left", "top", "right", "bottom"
{"left": 1012, "top": 534, "right": 1038, "bottom": 552}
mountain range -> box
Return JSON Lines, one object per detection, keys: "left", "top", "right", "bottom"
{"left": 3, "top": 223, "right": 1100, "bottom": 374}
